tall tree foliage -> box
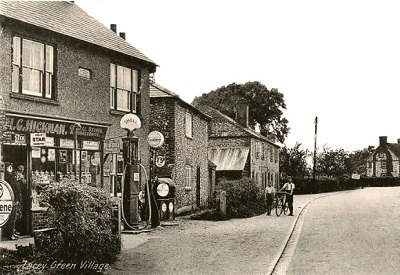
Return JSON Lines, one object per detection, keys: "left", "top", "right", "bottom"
{"left": 280, "top": 142, "right": 311, "bottom": 179}
{"left": 192, "top": 81, "right": 289, "bottom": 143}
{"left": 349, "top": 147, "right": 374, "bottom": 176}
{"left": 316, "top": 145, "right": 351, "bottom": 178}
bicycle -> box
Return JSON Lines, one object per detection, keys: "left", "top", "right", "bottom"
{"left": 274, "top": 191, "right": 290, "bottom": 216}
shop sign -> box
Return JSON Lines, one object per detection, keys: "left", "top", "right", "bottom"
{"left": 6, "top": 115, "right": 108, "bottom": 139}
{"left": 104, "top": 140, "right": 121, "bottom": 154}
{"left": 0, "top": 179, "right": 14, "bottom": 228}
{"left": 14, "top": 134, "right": 26, "bottom": 145}
{"left": 82, "top": 140, "right": 99, "bottom": 150}
{"left": 155, "top": 156, "right": 166, "bottom": 167}
{"left": 31, "top": 133, "right": 46, "bottom": 146}
{"left": 60, "top": 138, "right": 75, "bottom": 149}
{"left": 147, "top": 131, "right": 164, "bottom": 148}
{"left": 120, "top": 113, "right": 141, "bottom": 132}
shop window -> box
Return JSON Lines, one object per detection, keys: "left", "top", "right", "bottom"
{"left": 12, "top": 36, "right": 54, "bottom": 99}
{"left": 185, "top": 112, "right": 193, "bottom": 138}
{"left": 110, "top": 63, "right": 139, "bottom": 113}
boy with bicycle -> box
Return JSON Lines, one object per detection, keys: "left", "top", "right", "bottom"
{"left": 278, "top": 176, "right": 295, "bottom": 216}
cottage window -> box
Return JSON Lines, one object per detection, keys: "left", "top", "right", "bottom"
{"left": 270, "top": 146, "right": 273, "bottom": 162}
{"left": 381, "top": 160, "right": 386, "bottom": 170}
{"left": 12, "top": 36, "right": 54, "bottom": 99}
{"left": 110, "top": 63, "right": 139, "bottom": 112}
{"left": 185, "top": 112, "right": 193, "bottom": 138}
{"left": 185, "top": 165, "right": 192, "bottom": 187}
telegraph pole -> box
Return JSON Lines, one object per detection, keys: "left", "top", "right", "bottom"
{"left": 313, "top": 116, "right": 318, "bottom": 182}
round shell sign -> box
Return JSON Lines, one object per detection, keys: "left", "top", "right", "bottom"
{"left": 120, "top": 113, "right": 141, "bottom": 132}
{"left": 0, "top": 179, "right": 14, "bottom": 228}
{"left": 147, "top": 131, "right": 165, "bottom": 148}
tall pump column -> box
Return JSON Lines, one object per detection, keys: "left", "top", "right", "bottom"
{"left": 120, "top": 114, "right": 142, "bottom": 228}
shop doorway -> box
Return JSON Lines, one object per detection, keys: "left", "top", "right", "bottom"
{"left": 3, "top": 145, "right": 29, "bottom": 235}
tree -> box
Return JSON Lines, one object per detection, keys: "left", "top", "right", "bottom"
{"left": 280, "top": 142, "right": 312, "bottom": 179}
{"left": 316, "top": 145, "right": 351, "bottom": 178}
{"left": 192, "top": 81, "right": 290, "bottom": 143}
{"left": 349, "top": 147, "right": 374, "bottom": 176}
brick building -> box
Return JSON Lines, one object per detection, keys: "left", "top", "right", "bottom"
{"left": 150, "top": 83, "right": 212, "bottom": 213}
{"left": 367, "top": 136, "right": 400, "bottom": 177}
{"left": 199, "top": 104, "right": 280, "bottom": 190}
{"left": 0, "top": 1, "right": 156, "bottom": 234}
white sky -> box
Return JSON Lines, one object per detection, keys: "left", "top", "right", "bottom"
{"left": 76, "top": 0, "right": 400, "bottom": 153}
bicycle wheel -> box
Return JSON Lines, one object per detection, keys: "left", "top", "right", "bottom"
{"left": 275, "top": 198, "right": 283, "bottom": 216}
{"left": 283, "top": 200, "right": 289, "bottom": 215}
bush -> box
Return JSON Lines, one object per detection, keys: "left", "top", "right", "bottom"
{"left": 36, "top": 179, "right": 120, "bottom": 272}
{"left": 220, "top": 177, "right": 266, "bottom": 219}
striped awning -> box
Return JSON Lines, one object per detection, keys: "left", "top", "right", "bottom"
{"left": 208, "top": 148, "right": 249, "bottom": 171}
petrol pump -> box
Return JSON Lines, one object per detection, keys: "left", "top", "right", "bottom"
{"left": 119, "top": 114, "right": 142, "bottom": 229}
{"left": 119, "top": 114, "right": 162, "bottom": 229}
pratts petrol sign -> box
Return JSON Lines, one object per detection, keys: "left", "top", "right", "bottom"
{"left": 0, "top": 179, "right": 14, "bottom": 228}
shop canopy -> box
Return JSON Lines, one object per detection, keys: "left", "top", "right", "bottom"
{"left": 208, "top": 148, "right": 249, "bottom": 171}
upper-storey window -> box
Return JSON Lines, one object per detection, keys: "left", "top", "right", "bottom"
{"left": 110, "top": 63, "right": 139, "bottom": 113}
{"left": 12, "top": 36, "right": 54, "bottom": 99}
{"left": 185, "top": 112, "right": 193, "bottom": 138}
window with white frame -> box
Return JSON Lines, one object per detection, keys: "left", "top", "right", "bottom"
{"left": 185, "top": 165, "right": 192, "bottom": 187}
{"left": 12, "top": 36, "right": 54, "bottom": 98}
{"left": 185, "top": 112, "right": 193, "bottom": 138}
{"left": 110, "top": 63, "right": 139, "bottom": 112}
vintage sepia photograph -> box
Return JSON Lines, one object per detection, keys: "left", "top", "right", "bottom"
{"left": 0, "top": 0, "right": 399, "bottom": 274}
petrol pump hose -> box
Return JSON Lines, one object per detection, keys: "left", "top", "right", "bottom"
{"left": 120, "top": 163, "right": 160, "bottom": 230}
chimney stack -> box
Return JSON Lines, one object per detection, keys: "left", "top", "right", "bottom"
{"left": 119, "top": 32, "right": 126, "bottom": 40}
{"left": 110, "top": 24, "right": 117, "bottom": 33}
{"left": 379, "top": 136, "right": 387, "bottom": 147}
{"left": 235, "top": 100, "right": 249, "bottom": 128}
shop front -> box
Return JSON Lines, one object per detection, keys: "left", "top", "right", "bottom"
{"left": 2, "top": 112, "right": 109, "bottom": 234}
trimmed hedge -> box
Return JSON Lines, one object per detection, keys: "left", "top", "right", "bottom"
{"left": 220, "top": 177, "right": 266, "bottom": 219}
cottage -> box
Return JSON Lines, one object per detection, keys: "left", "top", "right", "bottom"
{"left": 199, "top": 103, "right": 280, "bottom": 191}
{"left": 150, "top": 83, "right": 212, "bottom": 214}
{"left": 367, "top": 136, "right": 400, "bottom": 177}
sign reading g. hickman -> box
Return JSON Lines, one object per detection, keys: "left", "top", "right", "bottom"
{"left": 0, "top": 179, "right": 14, "bottom": 228}
{"left": 5, "top": 115, "right": 108, "bottom": 140}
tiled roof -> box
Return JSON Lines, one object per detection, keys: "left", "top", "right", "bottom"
{"left": 388, "top": 143, "right": 400, "bottom": 158}
{"left": 150, "top": 83, "right": 179, "bottom": 98}
{"left": 150, "top": 83, "right": 211, "bottom": 121}
{"left": 198, "top": 105, "right": 279, "bottom": 147}
{"left": 0, "top": 1, "right": 156, "bottom": 67}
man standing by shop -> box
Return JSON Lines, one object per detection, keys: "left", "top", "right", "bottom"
{"left": 279, "top": 176, "right": 295, "bottom": 216}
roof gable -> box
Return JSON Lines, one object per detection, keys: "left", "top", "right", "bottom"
{"left": 0, "top": 1, "right": 156, "bottom": 67}
{"left": 150, "top": 83, "right": 211, "bottom": 121}
{"left": 198, "top": 105, "right": 279, "bottom": 147}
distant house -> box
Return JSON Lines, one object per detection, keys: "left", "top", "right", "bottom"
{"left": 198, "top": 102, "right": 280, "bottom": 190}
{"left": 149, "top": 83, "right": 212, "bottom": 213}
{"left": 367, "top": 136, "right": 400, "bottom": 177}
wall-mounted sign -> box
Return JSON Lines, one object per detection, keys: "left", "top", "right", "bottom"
{"left": 156, "top": 156, "right": 166, "bottom": 167}
{"left": 60, "top": 138, "right": 75, "bottom": 149}
{"left": 6, "top": 115, "right": 108, "bottom": 139}
{"left": 104, "top": 140, "right": 121, "bottom": 154}
{"left": 120, "top": 113, "right": 141, "bottom": 132}
{"left": 31, "top": 133, "right": 46, "bottom": 146}
{"left": 78, "top": 67, "right": 91, "bottom": 79}
{"left": 147, "top": 131, "right": 164, "bottom": 148}
{"left": 0, "top": 179, "right": 14, "bottom": 228}
{"left": 82, "top": 140, "right": 100, "bottom": 150}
